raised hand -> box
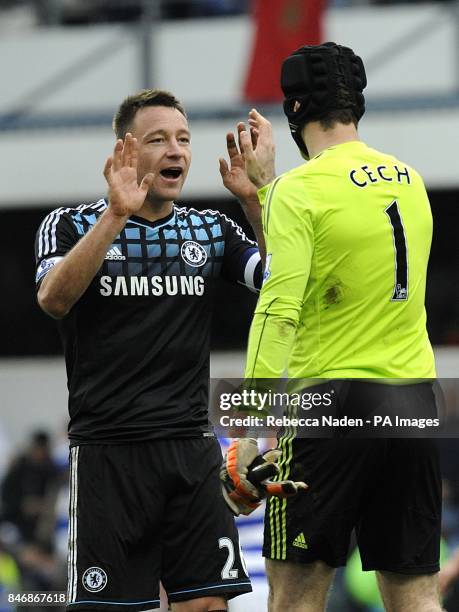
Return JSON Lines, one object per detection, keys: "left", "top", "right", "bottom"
{"left": 242, "top": 108, "right": 276, "bottom": 189}
{"left": 219, "top": 122, "right": 259, "bottom": 203}
{"left": 103, "top": 133, "right": 155, "bottom": 218}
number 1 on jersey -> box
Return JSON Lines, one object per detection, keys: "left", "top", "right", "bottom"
{"left": 385, "top": 200, "right": 408, "bottom": 301}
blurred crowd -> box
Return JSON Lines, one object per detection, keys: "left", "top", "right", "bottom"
{"left": 2, "top": 427, "right": 459, "bottom": 610}
{"left": 0, "top": 0, "right": 247, "bottom": 27}
{"left": 0, "top": 429, "right": 68, "bottom": 611}
{"left": 0, "top": 0, "right": 452, "bottom": 28}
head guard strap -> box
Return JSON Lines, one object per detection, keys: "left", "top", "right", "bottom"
{"left": 281, "top": 42, "right": 367, "bottom": 158}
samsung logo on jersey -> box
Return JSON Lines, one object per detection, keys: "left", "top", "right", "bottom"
{"left": 99, "top": 275, "right": 205, "bottom": 297}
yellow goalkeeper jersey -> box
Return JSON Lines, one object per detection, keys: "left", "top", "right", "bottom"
{"left": 245, "top": 140, "right": 435, "bottom": 379}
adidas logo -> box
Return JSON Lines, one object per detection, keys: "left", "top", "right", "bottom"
{"left": 105, "top": 246, "right": 126, "bottom": 261}
{"left": 292, "top": 533, "right": 308, "bottom": 550}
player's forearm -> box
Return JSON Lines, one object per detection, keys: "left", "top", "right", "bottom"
{"left": 240, "top": 196, "right": 266, "bottom": 270}
{"left": 245, "top": 311, "right": 298, "bottom": 379}
{"left": 37, "top": 209, "right": 128, "bottom": 319}
{"left": 248, "top": 215, "right": 266, "bottom": 271}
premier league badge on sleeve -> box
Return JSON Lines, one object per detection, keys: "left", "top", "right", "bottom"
{"left": 263, "top": 253, "right": 272, "bottom": 282}
{"left": 35, "top": 256, "right": 64, "bottom": 283}
{"left": 181, "top": 241, "right": 207, "bottom": 267}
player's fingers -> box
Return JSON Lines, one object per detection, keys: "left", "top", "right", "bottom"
{"left": 247, "top": 462, "right": 278, "bottom": 486}
{"left": 226, "top": 132, "right": 239, "bottom": 158}
{"left": 251, "top": 127, "right": 259, "bottom": 149}
{"left": 236, "top": 123, "right": 247, "bottom": 154}
{"left": 239, "top": 129, "right": 255, "bottom": 160}
{"left": 249, "top": 107, "right": 268, "bottom": 122}
{"left": 130, "top": 137, "right": 138, "bottom": 168}
{"left": 112, "top": 139, "right": 123, "bottom": 171}
{"left": 219, "top": 157, "right": 229, "bottom": 178}
{"left": 264, "top": 480, "right": 308, "bottom": 498}
{"left": 122, "top": 133, "right": 133, "bottom": 167}
{"left": 262, "top": 449, "right": 282, "bottom": 463}
{"left": 249, "top": 108, "right": 272, "bottom": 135}
{"left": 103, "top": 157, "right": 113, "bottom": 181}
{"left": 139, "top": 172, "right": 155, "bottom": 193}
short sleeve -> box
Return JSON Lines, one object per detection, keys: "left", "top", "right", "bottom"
{"left": 220, "top": 214, "right": 262, "bottom": 292}
{"left": 34, "top": 209, "right": 78, "bottom": 285}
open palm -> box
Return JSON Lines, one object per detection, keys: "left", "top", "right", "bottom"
{"left": 103, "top": 133, "right": 154, "bottom": 218}
{"left": 219, "top": 123, "right": 259, "bottom": 202}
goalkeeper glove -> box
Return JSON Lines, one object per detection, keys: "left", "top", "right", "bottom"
{"left": 220, "top": 438, "right": 307, "bottom": 516}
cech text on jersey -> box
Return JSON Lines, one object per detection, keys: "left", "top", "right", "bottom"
{"left": 349, "top": 164, "right": 411, "bottom": 188}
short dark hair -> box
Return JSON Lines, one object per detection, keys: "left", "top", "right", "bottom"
{"left": 113, "top": 89, "right": 187, "bottom": 139}
{"left": 319, "top": 108, "right": 358, "bottom": 131}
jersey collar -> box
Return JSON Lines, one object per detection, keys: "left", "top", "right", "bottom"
{"left": 311, "top": 140, "right": 365, "bottom": 160}
{"left": 128, "top": 209, "right": 175, "bottom": 230}
{"left": 101, "top": 199, "right": 176, "bottom": 229}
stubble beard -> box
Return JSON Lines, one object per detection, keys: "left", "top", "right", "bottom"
{"left": 144, "top": 187, "right": 177, "bottom": 212}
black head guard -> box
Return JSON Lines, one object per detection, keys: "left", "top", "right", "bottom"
{"left": 281, "top": 42, "right": 367, "bottom": 158}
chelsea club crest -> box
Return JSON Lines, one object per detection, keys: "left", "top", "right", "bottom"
{"left": 82, "top": 567, "right": 108, "bottom": 592}
{"left": 181, "top": 241, "right": 207, "bottom": 267}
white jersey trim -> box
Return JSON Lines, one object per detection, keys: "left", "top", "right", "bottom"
{"left": 68, "top": 446, "right": 79, "bottom": 603}
{"left": 174, "top": 205, "right": 257, "bottom": 247}
{"left": 243, "top": 251, "right": 261, "bottom": 293}
{"left": 38, "top": 199, "right": 107, "bottom": 259}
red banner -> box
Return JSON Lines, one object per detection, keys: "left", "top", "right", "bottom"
{"left": 243, "top": 0, "right": 325, "bottom": 103}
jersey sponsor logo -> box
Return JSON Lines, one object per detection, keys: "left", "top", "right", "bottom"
{"left": 35, "top": 256, "right": 63, "bottom": 283}
{"left": 82, "top": 567, "right": 107, "bottom": 592}
{"left": 105, "top": 246, "right": 126, "bottom": 261}
{"left": 99, "top": 275, "right": 205, "bottom": 297}
{"left": 181, "top": 241, "right": 207, "bottom": 267}
{"left": 263, "top": 253, "right": 272, "bottom": 282}
{"left": 292, "top": 532, "right": 308, "bottom": 550}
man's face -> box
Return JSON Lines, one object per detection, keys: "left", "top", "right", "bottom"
{"left": 130, "top": 105, "right": 191, "bottom": 205}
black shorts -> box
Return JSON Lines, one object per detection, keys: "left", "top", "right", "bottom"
{"left": 264, "top": 383, "right": 442, "bottom": 574}
{"left": 67, "top": 438, "right": 251, "bottom": 611}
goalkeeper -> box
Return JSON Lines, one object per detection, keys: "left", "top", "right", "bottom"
{"left": 221, "top": 43, "right": 442, "bottom": 612}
